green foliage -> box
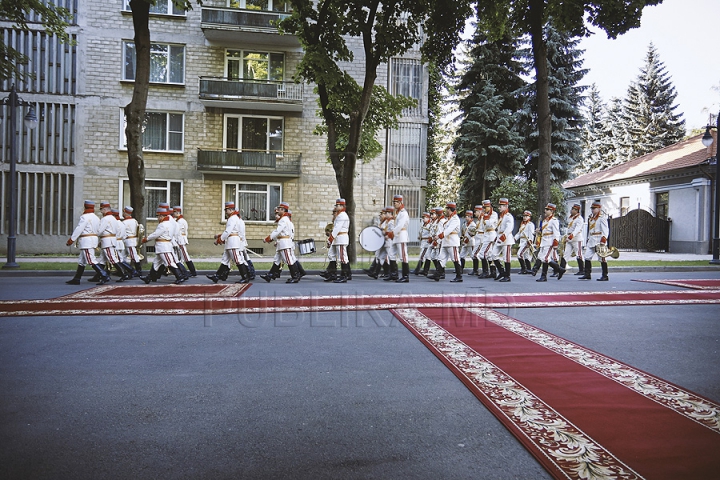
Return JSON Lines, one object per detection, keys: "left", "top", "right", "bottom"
{"left": 490, "top": 176, "right": 566, "bottom": 220}
{"left": 0, "top": 0, "right": 74, "bottom": 81}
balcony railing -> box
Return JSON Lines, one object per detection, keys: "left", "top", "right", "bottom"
{"left": 197, "top": 149, "right": 301, "bottom": 177}
{"left": 200, "top": 7, "right": 299, "bottom": 48}
{"left": 199, "top": 77, "right": 303, "bottom": 103}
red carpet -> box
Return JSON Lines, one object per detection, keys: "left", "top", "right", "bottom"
{"left": 391, "top": 307, "right": 720, "bottom": 480}
{"left": 633, "top": 278, "right": 720, "bottom": 290}
{"left": 2, "top": 288, "right": 720, "bottom": 317}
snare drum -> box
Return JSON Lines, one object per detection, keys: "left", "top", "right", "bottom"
{"left": 297, "top": 238, "right": 316, "bottom": 255}
{"left": 359, "top": 226, "right": 384, "bottom": 252}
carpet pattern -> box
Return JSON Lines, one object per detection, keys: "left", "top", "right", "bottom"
{"left": 391, "top": 307, "right": 720, "bottom": 480}
{"left": 632, "top": 278, "right": 720, "bottom": 290}
{"left": 2, "top": 288, "right": 720, "bottom": 317}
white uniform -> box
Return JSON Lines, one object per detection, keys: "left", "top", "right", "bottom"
{"left": 537, "top": 216, "right": 561, "bottom": 263}
{"left": 584, "top": 212, "right": 609, "bottom": 262}
{"left": 330, "top": 210, "right": 350, "bottom": 264}
{"left": 269, "top": 214, "right": 296, "bottom": 266}
{"left": 459, "top": 219, "right": 476, "bottom": 261}
{"left": 391, "top": 207, "right": 409, "bottom": 264}
{"left": 146, "top": 217, "right": 178, "bottom": 270}
{"left": 418, "top": 218, "right": 432, "bottom": 263}
{"left": 492, "top": 211, "right": 515, "bottom": 263}
{"left": 70, "top": 211, "right": 100, "bottom": 266}
{"left": 98, "top": 212, "right": 120, "bottom": 267}
{"left": 476, "top": 210, "right": 498, "bottom": 260}
{"left": 175, "top": 215, "right": 193, "bottom": 264}
{"left": 123, "top": 216, "right": 141, "bottom": 263}
{"left": 438, "top": 212, "right": 461, "bottom": 267}
{"left": 515, "top": 220, "right": 536, "bottom": 261}
{"left": 566, "top": 213, "right": 585, "bottom": 261}
{"left": 221, "top": 212, "right": 247, "bottom": 267}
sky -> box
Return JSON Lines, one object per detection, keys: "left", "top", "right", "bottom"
{"left": 578, "top": 0, "right": 720, "bottom": 131}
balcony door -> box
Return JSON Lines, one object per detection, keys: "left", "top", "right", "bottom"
{"left": 224, "top": 115, "right": 283, "bottom": 152}
{"left": 226, "top": 50, "right": 284, "bottom": 81}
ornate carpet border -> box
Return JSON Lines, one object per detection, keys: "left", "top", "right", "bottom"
{"left": 57, "top": 283, "right": 251, "bottom": 299}
{"left": 632, "top": 278, "right": 720, "bottom": 290}
{"left": 391, "top": 307, "right": 642, "bottom": 480}
{"left": 2, "top": 289, "right": 720, "bottom": 317}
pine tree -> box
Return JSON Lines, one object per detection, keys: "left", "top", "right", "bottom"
{"left": 576, "top": 84, "right": 606, "bottom": 175}
{"left": 621, "top": 43, "right": 685, "bottom": 157}
{"left": 517, "top": 24, "right": 587, "bottom": 184}
{"left": 453, "top": 31, "right": 526, "bottom": 207}
{"left": 602, "top": 97, "right": 634, "bottom": 168}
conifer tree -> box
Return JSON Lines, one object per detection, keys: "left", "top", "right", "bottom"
{"left": 453, "top": 32, "right": 526, "bottom": 207}
{"left": 517, "top": 24, "right": 586, "bottom": 185}
{"left": 621, "top": 43, "right": 685, "bottom": 157}
{"left": 576, "top": 83, "right": 606, "bottom": 175}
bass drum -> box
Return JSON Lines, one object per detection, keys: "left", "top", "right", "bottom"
{"left": 359, "top": 226, "right": 384, "bottom": 252}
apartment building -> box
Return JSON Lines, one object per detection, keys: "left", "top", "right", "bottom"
{"left": 0, "top": 0, "right": 428, "bottom": 256}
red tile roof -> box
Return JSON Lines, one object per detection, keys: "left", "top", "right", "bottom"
{"left": 563, "top": 133, "right": 715, "bottom": 189}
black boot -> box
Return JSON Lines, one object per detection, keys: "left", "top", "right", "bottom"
{"left": 450, "top": 262, "right": 463, "bottom": 282}
{"left": 499, "top": 262, "right": 512, "bottom": 282}
{"left": 365, "top": 259, "right": 378, "bottom": 275}
{"left": 367, "top": 260, "right": 380, "bottom": 279}
{"left": 574, "top": 258, "right": 585, "bottom": 275}
{"left": 396, "top": 262, "right": 410, "bottom": 283}
{"left": 598, "top": 261, "right": 609, "bottom": 281}
{"left": 531, "top": 259, "right": 541, "bottom": 276}
{"left": 261, "top": 263, "right": 282, "bottom": 282}
{"left": 334, "top": 263, "right": 350, "bottom": 283}
{"left": 133, "top": 262, "right": 143, "bottom": 277}
{"left": 116, "top": 262, "right": 134, "bottom": 282}
{"left": 66, "top": 265, "right": 85, "bottom": 285}
{"left": 460, "top": 258, "right": 466, "bottom": 275}
{"left": 493, "top": 260, "right": 504, "bottom": 281}
{"left": 187, "top": 261, "right": 197, "bottom": 277}
{"left": 536, "top": 263, "right": 548, "bottom": 282}
{"left": 412, "top": 259, "right": 422, "bottom": 275}
{"left": 428, "top": 260, "right": 441, "bottom": 280}
{"left": 286, "top": 262, "right": 301, "bottom": 283}
{"left": 169, "top": 266, "right": 185, "bottom": 284}
{"left": 549, "top": 260, "right": 566, "bottom": 280}
{"left": 381, "top": 262, "right": 390, "bottom": 278}
{"left": 469, "top": 258, "right": 479, "bottom": 276}
{"left": 323, "top": 261, "right": 338, "bottom": 282}
{"left": 478, "top": 259, "right": 490, "bottom": 278}
{"left": 236, "top": 264, "right": 251, "bottom": 284}
{"left": 420, "top": 259, "right": 431, "bottom": 276}
{"left": 88, "top": 264, "right": 104, "bottom": 282}
{"left": 207, "top": 264, "right": 230, "bottom": 283}
{"left": 92, "top": 264, "right": 111, "bottom": 285}
{"left": 246, "top": 259, "right": 256, "bottom": 280}
{"left": 296, "top": 262, "right": 306, "bottom": 278}
{"left": 580, "top": 260, "right": 592, "bottom": 280}
{"left": 518, "top": 259, "right": 527, "bottom": 275}
{"left": 141, "top": 267, "right": 158, "bottom": 284}
{"left": 488, "top": 265, "right": 497, "bottom": 280}
{"left": 432, "top": 265, "right": 445, "bottom": 282}
{"left": 384, "top": 260, "right": 399, "bottom": 281}
{"left": 177, "top": 263, "right": 190, "bottom": 281}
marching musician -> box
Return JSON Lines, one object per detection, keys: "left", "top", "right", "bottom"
{"left": 97, "top": 201, "right": 133, "bottom": 282}
{"left": 514, "top": 210, "right": 535, "bottom": 275}
{"left": 564, "top": 203, "right": 586, "bottom": 276}
{"left": 65, "top": 200, "right": 111, "bottom": 285}
{"left": 430, "top": 202, "right": 463, "bottom": 282}
{"left": 469, "top": 205, "right": 484, "bottom": 276}
{"left": 173, "top": 206, "right": 197, "bottom": 278}
{"left": 325, "top": 198, "right": 351, "bottom": 283}
{"left": 427, "top": 207, "right": 445, "bottom": 279}
{"left": 122, "top": 206, "right": 143, "bottom": 277}
{"left": 413, "top": 211, "right": 432, "bottom": 276}
{"left": 380, "top": 206, "right": 396, "bottom": 279}
{"left": 261, "top": 202, "right": 301, "bottom": 283}
{"left": 477, "top": 200, "right": 498, "bottom": 279}
{"left": 141, "top": 206, "right": 186, "bottom": 284}
{"left": 581, "top": 201, "right": 610, "bottom": 281}
{"left": 459, "top": 210, "right": 476, "bottom": 276}
{"left": 491, "top": 198, "right": 514, "bottom": 282}
{"left": 207, "top": 202, "right": 250, "bottom": 284}
{"left": 535, "top": 203, "right": 566, "bottom": 282}
{"left": 387, "top": 195, "right": 410, "bottom": 283}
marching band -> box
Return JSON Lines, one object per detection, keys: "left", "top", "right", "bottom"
{"left": 66, "top": 197, "right": 616, "bottom": 285}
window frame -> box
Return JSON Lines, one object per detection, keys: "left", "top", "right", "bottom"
{"left": 123, "top": 0, "right": 187, "bottom": 16}
{"left": 119, "top": 178, "right": 183, "bottom": 222}
{"left": 227, "top": 0, "right": 291, "bottom": 13}
{"left": 223, "top": 114, "right": 284, "bottom": 153}
{"left": 120, "top": 110, "right": 185, "bottom": 153}
{"left": 224, "top": 49, "right": 285, "bottom": 82}
{"left": 122, "top": 40, "right": 186, "bottom": 85}
{"left": 222, "top": 181, "right": 282, "bottom": 223}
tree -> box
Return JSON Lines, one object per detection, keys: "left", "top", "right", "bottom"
{"left": 490, "top": 176, "right": 566, "bottom": 224}
{"left": 621, "top": 43, "right": 685, "bottom": 158}
{"left": 0, "top": 0, "right": 73, "bottom": 81}
{"left": 517, "top": 23, "right": 586, "bottom": 185}
{"left": 453, "top": 31, "right": 526, "bottom": 207}
{"left": 474, "top": 0, "right": 662, "bottom": 217}
{"left": 280, "top": 0, "right": 465, "bottom": 262}
{"left": 576, "top": 83, "right": 607, "bottom": 175}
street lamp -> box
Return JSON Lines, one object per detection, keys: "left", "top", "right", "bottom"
{"left": 2, "top": 84, "right": 38, "bottom": 269}
{"left": 702, "top": 115, "right": 720, "bottom": 265}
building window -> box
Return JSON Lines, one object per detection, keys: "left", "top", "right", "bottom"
{"left": 121, "top": 179, "right": 182, "bottom": 221}
{"left": 620, "top": 197, "right": 630, "bottom": 216}
{"left": 386, "top": 186, "right": 422, "bottom": 218}
{"left": 223, "top": 182, "right": 281, "bottom": 222}
{"left": 123, "top": 41, "right": 185, "bottom": 85}
{"left": 228, "top": 0, "right": 291, "bottom": 12}
{"left": 226, "top": 50, "right": 284, "bottom": 81}
{"left": 387, "top": 124, "right": 427, "bottom": 181}
{"left": 121, "top": 111, "right": 184, "bottom": 153}
{"left": 390, "top": 58, "right": 423, "bottom": 116}
{"left": 224, "top": 115, "right": 283, "bottom": 152}
{"left": 123, "top": 0, "right": 186, "bottom": 15}
{"left": 656, "top": 192, "right": 669, "bottom": 220}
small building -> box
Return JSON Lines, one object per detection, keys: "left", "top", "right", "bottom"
{"left": 563, "top": 133, "right": 716, "bottom": 254}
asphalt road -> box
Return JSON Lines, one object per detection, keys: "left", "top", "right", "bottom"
{"left": 1, "top": 269, "right": 719, "bottom": 479}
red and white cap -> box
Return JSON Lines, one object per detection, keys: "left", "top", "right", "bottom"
{"left": 173, "top": 206, "right": 182, "bottom": 212}
{"left": 591, "top": 201, "right": 602, "bottom": 209}
{"left": 335, "top": 198, "right": 346, "bottom": 206}
{"left": 224, "top": 202, "right": 235, "bottom": 210}
{"left": 100, "top": 201, "right": 111, "bottom": 209}
{"left": 499, "top": 198, "right": 509, "bottom": 205}
{"left": 545, "top": 203, "right": 557, "bottom": 211}
{"left": 523, "top": 210, "right": 532, "bottom": 216}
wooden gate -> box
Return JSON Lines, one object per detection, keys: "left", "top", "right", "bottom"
{"left": 608, "top": 209, "right": 670, "bottom": 252}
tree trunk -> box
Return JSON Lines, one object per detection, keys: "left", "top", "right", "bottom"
{"left": 529, "top": 0, "right": 551, "bottom": 218}
{"left": 125, "top": 0, "right": 150, "bottom": 246}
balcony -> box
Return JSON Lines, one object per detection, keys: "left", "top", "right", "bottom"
{"left": 201, "top": 7, "right": 300, "bottom": 49}
{"left": 197, "top": 149, "right": 301, "bottom": 178}
{"left": 199, "top": 77, "right": 303, "bottom": 112}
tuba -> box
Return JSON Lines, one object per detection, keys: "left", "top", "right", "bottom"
{"left": 596, "top": 244, "right": 620, "bottom": 259}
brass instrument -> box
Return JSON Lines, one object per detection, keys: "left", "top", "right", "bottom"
{"left": 137, "top": 224, "right": 146, "bottom": 260}
{"left": 324, "top": 222, "right": 334, "bottom": 237}
{"left": 596, "top": 244, "right": 620, "bottom": 259}
{"left": 557, "top": 234, "right": 567, "bottom": 259}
